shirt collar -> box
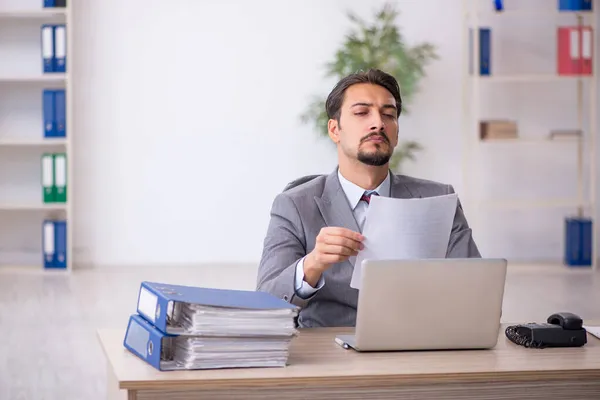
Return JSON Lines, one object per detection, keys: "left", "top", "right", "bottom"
{"left": 337, "top": 169, "right": 391, "bottom": 210}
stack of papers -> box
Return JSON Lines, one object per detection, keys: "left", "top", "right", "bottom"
{"left": 123, "top": 282, "right": 299, "bottom": 371}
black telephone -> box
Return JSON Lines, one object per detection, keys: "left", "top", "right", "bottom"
{"left": 505, "top": 312, "right": 587, "bottom": 348}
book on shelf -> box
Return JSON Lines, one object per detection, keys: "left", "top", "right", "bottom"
{"left": 479, "top": 120, "right": 518, "bottom": 140}
{"left": 123, "top": 281, "right": 299, "bottom": 371}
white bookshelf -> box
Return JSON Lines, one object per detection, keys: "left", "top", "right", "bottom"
{"left": 462, "top": 0, "right": 598, "bottom": 269}
{"left": 0, "top": 0, "right": 73, "bottom": 271}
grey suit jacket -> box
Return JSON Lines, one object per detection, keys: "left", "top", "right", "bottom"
{"left": 255, "top": 168, "right": 481, "bottom": 328}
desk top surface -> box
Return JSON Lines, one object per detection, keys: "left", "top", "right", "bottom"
{"left": 99, "top": 324, "right": 600, "bottom": 391}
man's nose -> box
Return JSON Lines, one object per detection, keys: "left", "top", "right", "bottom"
{"left": 369, "top": 113, "right": 385, "bottom": 131}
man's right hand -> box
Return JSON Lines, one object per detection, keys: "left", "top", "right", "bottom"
{"left": 303, "top": 227, "right": 364, "bottom": 287}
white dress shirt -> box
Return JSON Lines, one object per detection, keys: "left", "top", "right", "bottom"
{"left": 293, "top": 170, "right": 392, "bottom": 299}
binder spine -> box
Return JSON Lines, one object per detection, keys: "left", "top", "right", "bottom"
{"left": 44, "top": 0, "right": 56, "bottom": 7}
{"left": 55, "top": 89, "right": 66, "bottom": 137}
{"left": 54, "top": 25, "right": 67, "bottom": 73}
{"left": 54, "top": 220, "right": 67, "bottom": 268}
{"left": 41, "top": 153, "right": 55, "bottom": 203}
{"left": 43, "top": 90, "right": 56, "bottom": 137}
{"left": 479, "top": 28, "right": 491, "bottom": 76}
{"left": 41, "top": 25, "right": 55, "bottom": 73}
{"left": 54, "top": 153, "right": 67, "bottom": 203}
{"left": 123, "top": 314, "right": 166, "bottom": 370}
{"left": 137, "top": 282, "right": 170, "bottom": 332}
{"left": 42, "top": 220, "right": 56, "bottom": 268}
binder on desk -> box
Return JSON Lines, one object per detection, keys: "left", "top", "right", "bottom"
{"left": 136, "top": 281, "right": 299, "bottom": 336}
{"left": 123, "top": 313, "right": 293, "bottom": 371}
{"left": 43, "top": 90, "right": 56, "bottom": 137}
{"left": 41, "top": 25, "right": 54, "bottom": 73}
{"left": 42, "top": 220, "right": 55, "bottom": 268}
{"left": 54, "top": 153, "right": 67, "bottom": 203}
{"left": 54, "top": 25, "right": 66, "bottom": 73}
{"left": 41, "top": 153, "right": 55, "bottom": 202}
{"left": 44, "top": 0, "right": 56, "bottom": 6}
{"left": 55, "top": 90, "right": 66, "bottom": 137}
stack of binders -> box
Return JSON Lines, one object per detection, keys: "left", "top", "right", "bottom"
{"left": 123, "top": 281, "right": 300, "bottom": 371}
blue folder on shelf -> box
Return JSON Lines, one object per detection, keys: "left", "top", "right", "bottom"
{"left": 43, "top": 89, "right": 66, "bottom": 138}
{"left": 55, "top": 90, "right": 66, "bottom": 137}
{"left": 565, "top": 217, "right": 593, "bottom": 267}
{"left": 43, "top": 90, "right": 56, "bottom": 137}
{"left": 136, "top": 281, "right": 299, "bottom": 335}
{"left": 40, "top": 24, "right": 67, "bottom": 73}
{"left": 468, "top": 27, "right": 491, "bottom": 76}
{"left": 558, "top": 0, "right": 592, "bottom": 11}
{"left": 41, "top": 25, "right": 54, "bottom": 73}
{"left": 42, "top": 220, "right": 66, "bottom": 269}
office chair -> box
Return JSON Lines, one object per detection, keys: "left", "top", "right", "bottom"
{"left": 283, "top": 174, "right": 323, "bottom": 192}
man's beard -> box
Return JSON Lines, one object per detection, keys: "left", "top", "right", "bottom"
{"left": 357, "top": 148, "right": 392, "bottom": 166}
{"left": 357, "top": 132, "right": 392, "bottom": 166}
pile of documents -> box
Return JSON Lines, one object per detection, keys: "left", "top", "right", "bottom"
{"left": 123, "top": 281, "right": 299, "bottom": 371}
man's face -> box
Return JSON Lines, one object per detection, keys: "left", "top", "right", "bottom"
{"left": 329, "top": 83, "right": 399, "bottom": 166}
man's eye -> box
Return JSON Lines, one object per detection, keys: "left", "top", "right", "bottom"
{"left": 384, "top": 114, "right": 395, "bottom": 118}
{"left": 354, "top": 112, "right": 367, "bottom": 115}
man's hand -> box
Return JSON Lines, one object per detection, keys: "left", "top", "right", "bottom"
{"left": 303, "top": 227, "right": 364, "bottom": 287}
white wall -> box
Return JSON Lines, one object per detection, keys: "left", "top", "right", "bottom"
{"left": 4, "top": 0, "right": 593, "bottom": 267}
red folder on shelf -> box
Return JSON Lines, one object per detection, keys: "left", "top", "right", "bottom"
{"left": 558, "top": 26, "right": 593, "bottom": 75}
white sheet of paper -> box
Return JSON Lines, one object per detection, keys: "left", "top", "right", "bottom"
{"left": 583, "top": 325, "right": 600, "bottom": 340}
{"left": 350, "top": 193, "right": 458, "bottom": 289}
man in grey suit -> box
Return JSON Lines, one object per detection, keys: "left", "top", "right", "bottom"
{"left": 256, "top": 69, "right": 480, "bottom": 328}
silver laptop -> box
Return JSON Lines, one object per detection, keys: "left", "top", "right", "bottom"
{"left": 336, "top": 258, "right": 507, "bottom": 351}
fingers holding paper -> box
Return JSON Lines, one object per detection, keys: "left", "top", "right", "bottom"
{"left": 303, "top": 227, "right": 364, "bottom": 286}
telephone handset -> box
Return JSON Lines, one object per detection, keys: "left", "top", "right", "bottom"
{"left": 505, "top": 312, "right": 587, "bottom": 348}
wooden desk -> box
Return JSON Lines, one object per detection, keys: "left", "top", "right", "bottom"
{"left": 99, "top": 324, "right": 600, "bottom": 400}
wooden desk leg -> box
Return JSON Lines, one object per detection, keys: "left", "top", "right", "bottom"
{"left": 106, "top": 362, "right": 129, "bottom": 400}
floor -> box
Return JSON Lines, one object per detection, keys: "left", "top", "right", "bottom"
{"left": 1, "top": 262, "right": 599, "bottom": 400}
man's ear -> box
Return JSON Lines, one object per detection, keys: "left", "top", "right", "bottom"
{"left": 328, "top": 118, "right": 340, "bottom": 144}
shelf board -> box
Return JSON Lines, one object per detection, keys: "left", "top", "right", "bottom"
{"left": 479, "top": 137, "right": 580, "bottom": 144}
{"left": 0, "top": 8, "right": 68, "bottom": 18}
{"left": 477, "top": 199, "right": 591, "bottom": 209}
{"left": 0, "top": 74, "right": 67, "bottom": 83}
{"left": 0, "top": 203, "right": 67, "bottom": 211}
{"left": 0, "top": 138, "right": 67, "bottom": 147}
{"left": 467, "top": 10, "right": 595, "bottom": 17}
{"left": 471, "top": 74, "right": 592, "bottom": 82}
{"left": 0, "top": 264, "right": 69, "bottom": 274}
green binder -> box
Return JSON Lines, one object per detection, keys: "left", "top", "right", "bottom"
{"left": 54, "top": 153, "right": 67, "bottom": 203}
{"left": 41, "top": 153, "right": 55, "bottom": 203}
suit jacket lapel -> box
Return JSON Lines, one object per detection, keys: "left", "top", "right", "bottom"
{"left": 390, "top": 172, "right": 419, "bottom": 199}
{"left": 314, "top": 169, "right": 361, "bottom": 233}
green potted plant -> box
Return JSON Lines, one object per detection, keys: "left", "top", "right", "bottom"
{"left": 300, "top": 2, "right": 439, "bottom": 172}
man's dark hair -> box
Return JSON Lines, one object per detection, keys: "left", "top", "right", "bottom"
{"left": 325, "top": 68, "right": 402, "bottom": 122}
